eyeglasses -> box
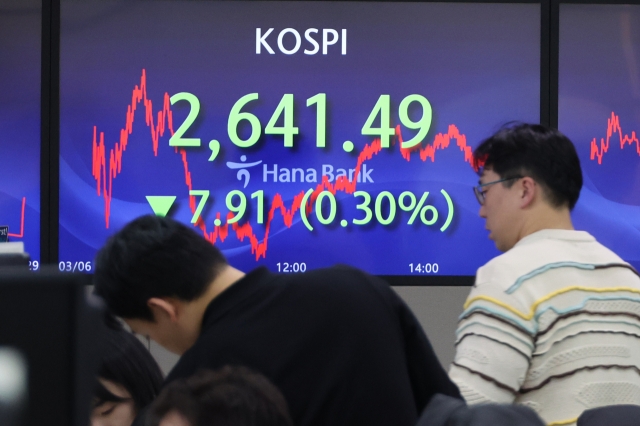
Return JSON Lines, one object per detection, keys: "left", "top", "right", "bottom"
{"left": 473, "top": 176, "right": 523, "bottom": 205}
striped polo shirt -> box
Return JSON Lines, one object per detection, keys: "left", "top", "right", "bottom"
{"left": 449, "top": 229, "right": 640, "bottom": 426}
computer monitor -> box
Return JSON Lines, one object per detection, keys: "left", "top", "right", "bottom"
{"left": 0, "top": 268, "right": 102, "bottom": 426}
{"left": 559, "top": 3, "right": 640, "bottom": 271}
{"left": 59, "top": 0, "right": 541, "bottom": 283}
{"left": 0, "top": 0, "right": 42, "bottom": 266}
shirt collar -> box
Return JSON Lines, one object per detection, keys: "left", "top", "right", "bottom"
{"left": 514, "top": 229, "right": 595, "bottom": 248}
{"left": 201, "top": 266, "right": 273, "bottom": 328}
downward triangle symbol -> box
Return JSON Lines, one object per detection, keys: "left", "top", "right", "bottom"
{"left": 146, "top": 196, "right": 176, "bottom": 217}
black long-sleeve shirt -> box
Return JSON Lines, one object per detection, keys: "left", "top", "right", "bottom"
{"left": 164, "top": 265, "right": 461, "bottom": 426}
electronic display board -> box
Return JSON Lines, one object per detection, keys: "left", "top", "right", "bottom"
{"left": 559, "top": 3, "right": 640, "bottom": 272}
{"left": 0, "top": 0, "right": 41, "bottom": 269}
{"left": 59, "top": 1, "right": 540, "bottom": 277}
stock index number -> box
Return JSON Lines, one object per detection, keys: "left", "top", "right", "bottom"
{"left": 169, "top": 92, "right": 432, "bottom": 150}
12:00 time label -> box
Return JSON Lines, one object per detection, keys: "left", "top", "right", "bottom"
{"left": 276, "top": 262, "right": 307, "bottom": 273}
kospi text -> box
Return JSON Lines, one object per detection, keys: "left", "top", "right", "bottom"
{"left": 256, "top": 28, "right": 347, "bottom": 55}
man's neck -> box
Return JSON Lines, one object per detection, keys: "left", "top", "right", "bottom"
{"left": 176, "top": 265, "right": 245, "bottom": 353}
{"left": 205, "top": 265, "right": 246, "bottom": 304}
{"left": 517, "top": 204, "right": 574, "bottom": 243}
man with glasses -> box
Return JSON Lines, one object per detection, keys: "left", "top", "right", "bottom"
{"left": 448, "top": 124, "right": 640, "bottom": 426}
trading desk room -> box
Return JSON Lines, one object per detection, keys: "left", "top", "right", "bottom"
{"left": 1, "top": 1, "right": 639, "bottom": 425}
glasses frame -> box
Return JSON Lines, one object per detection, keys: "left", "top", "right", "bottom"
{"left": 473, "top": 176, "right": 523, "bottom": 205}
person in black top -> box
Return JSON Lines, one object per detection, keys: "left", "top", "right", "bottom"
{"left": 93, "top": 215, "right": 461, "bottom": 426}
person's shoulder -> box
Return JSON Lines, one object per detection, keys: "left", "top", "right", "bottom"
{"left": 165, "top": 351, "right": 196, "bottom": 384}
{"left": 312, "top": 264, "right": 374, "bottom": 277}
{"left": 165, "top": 332, "right": 228, "bottom": 384}
{"left": 522, "top": 229, "right": 628, "bottom": 262}
{"left": 280, "top": 264, "right": 396, "bottom": 304}
{"left": 475, "top": 247, "right": 535, "bottom": 291}
{"left": 283, "top": 264, "right": 382, "bottom": 286}
{"left": 475, "top": 229, "right": 631, "bottom": 290}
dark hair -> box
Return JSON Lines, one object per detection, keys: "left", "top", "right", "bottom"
{"left": 473, "top": 123, "right": 583, "bottom": 210}
{"left": 145, "top": 366, "right": 293, "bottom": 426}
{"left": 93, "top": 215, "right": 228, "bottom": 320}
{"left": 94, "top": 315, "right": 164, "bottom": 411}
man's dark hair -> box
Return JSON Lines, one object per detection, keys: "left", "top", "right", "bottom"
{"left": 145, "top": 366, "right": 294, "bottom": 426}
{"left": 473, "top": 123, "right": 583, "bottom": 210}
{"left": 93, "top": 215, "right": 228, "bottom": 320}
{"left": 94, "top": 314, "right": 164, "bottom": 411}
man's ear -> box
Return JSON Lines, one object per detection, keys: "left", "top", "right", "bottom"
{"left": 147, "top": 297, "right": 180, "bottom": 323}
{"left": 519, "top": 177, "right": 537, "bottom": 208}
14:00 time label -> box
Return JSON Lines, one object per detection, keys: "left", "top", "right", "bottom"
{"left": 409, "top": 263, "right": 439, "bottom": 273}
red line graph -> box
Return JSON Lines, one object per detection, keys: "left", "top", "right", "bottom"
{"left": 92, "top": 69, "right": 476, "bottom": 259}
{"left": 590, "top": 112, "right": 640, "bottom": 164}
{"left": 6, "top": 197, "right": 25, "bottom": 238}
{"left": 92, "top": 69, "right": 177, "bottom": 227}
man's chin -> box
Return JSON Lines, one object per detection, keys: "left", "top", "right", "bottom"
{"left": 488, "top": 234, "right": 508, "bottom": 252}
{"left": 494, "top": 240, "right": 513, "bottom": 253}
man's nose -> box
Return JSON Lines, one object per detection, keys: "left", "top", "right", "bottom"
{"left": 479, "top": 204, "right": 487, "bottom": 218}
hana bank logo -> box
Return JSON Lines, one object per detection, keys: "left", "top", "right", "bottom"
{"left": 226, "top": 156, "right": 262, "bottom": 188}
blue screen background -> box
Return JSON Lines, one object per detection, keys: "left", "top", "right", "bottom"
{"left": 0, "top": 1, "right": 41, "bottom": 263}
{"left": 559, "top": 4, "right": 640, "bottom": 272}
{"left": 60, "top": 1, "right": 541, "bottom": 276}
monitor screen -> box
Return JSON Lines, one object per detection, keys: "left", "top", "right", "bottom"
{"left": 59, "top": 0, "right": 540, "bottom": 278}
{"left": 0, "top": 0, "right": 41, "bottom": 269}
{"left": 559, "top": 4, "right": 640, "bottom": 272}
{"left": 0, "top": 268, "right": 101, "bottom": 426}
